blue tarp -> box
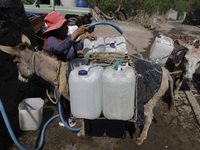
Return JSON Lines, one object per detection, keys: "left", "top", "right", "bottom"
{"left": 26, "top": 12, "right": 40, "bottom": 21}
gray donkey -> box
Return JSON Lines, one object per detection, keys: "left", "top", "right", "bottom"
{"left": 0, "top": 34, "right": 174, "bottom": 145}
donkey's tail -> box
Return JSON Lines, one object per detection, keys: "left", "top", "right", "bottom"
{"left": 167, "top": 69, "right": 175, "bottom": 111}
{"left": 162, "top": 67, "right": 175, "bottom": 111}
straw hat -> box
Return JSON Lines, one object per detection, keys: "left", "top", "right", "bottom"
{"left": 44, "top": 11, "right": 70, "bottom": 33}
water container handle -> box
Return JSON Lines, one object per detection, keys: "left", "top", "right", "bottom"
{"left": 87, "top": 21, "right": 123, "bottom": 35}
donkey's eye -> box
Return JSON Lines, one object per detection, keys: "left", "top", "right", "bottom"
{"left": 184, "top": 59, "right": 188, "bottom": 63}
{"left": 19, "top": 44, "right": 26, "bottom": 50}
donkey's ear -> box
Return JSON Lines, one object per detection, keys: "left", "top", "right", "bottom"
{"left": 21, "top": 34, "right": 31, "bottom": 45}
{"left": 194, "top": 40, "right": 200, "bottom": 49}
{"left": 0, "top": 45, "right": 20, "bottom": 56}
{"left": 177, "top": 39, "right": 190, "bottom": 49}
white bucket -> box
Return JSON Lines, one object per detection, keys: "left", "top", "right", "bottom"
{"left": 69, "top": 65, "right": 104, "bottom": 119}
{"left": 102, "top": 66, "right": 136, "bottom": 120}
{"left": 18, "top": 98, "right": 44, "bottom": 131}
{"left": 61, "top": 0, "right": 76, "bottom": 7}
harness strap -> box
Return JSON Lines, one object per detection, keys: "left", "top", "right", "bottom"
{"left": 32, "top": 52, "right": 64, "bottom": 104}
{"left": 32, "top": 52, "right": 36, "bottom": 73}
{"left": 54, "top": 61, "right": 62, "bottom": 100}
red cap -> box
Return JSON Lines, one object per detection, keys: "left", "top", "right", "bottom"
{"left": 44, "top": 11, "right": 71, "bottom": 33}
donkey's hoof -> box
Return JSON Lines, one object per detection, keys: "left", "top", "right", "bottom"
{"left": 135, "top": 140, "right": 142, "bottom": 145}
{"left": 174, "top": 94, "right": 181, "bottom": 100}
{"left": 77, "top": 131, "right": 85, "bottom": 137}
{"left": 77, "top": 132, "right": 81, "bottom": 137}
{"left": 136, "top": 137, "right": 144, "bottom": 145}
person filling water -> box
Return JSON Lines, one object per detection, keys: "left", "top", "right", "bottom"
{"left": 44, "top": 11, "right": 97, "bottom": 127}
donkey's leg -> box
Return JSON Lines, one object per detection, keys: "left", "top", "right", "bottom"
{"left": 174, "top": 80, "right": 183, "bottom": 100}
{"left": 77, "top": 119, "right": 85, "bottom": 136}
{"left": 136, "top": 98, "right": 156, "bottom": 145}
{"left": 136, "top": 67, "right": 170, "bottom": 145}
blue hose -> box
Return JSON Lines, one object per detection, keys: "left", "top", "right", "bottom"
{"left": 58, "top": 93, "right": 83, "bottom": 131}
{"left": 60, "top": 0, "right": 64, "bottom": 6}
{"left": 87, "top": 21, "right": 124, "bottom": 35}
{"left": 0, "top": 98, "right": 59, "bottom": 150}
{"left": 0, "top": 94, "right": 82, "bottom": 149}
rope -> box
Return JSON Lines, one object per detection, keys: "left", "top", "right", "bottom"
{"left": 170, "top": 70, "right": 183, "bottom": 75}
{"left": 76, "top": 33, "right": 86, "bottom": 42}
{"left": 46, "top": 88, "right": 58, "bottom": 104}
{"left": 123, "top": 34, "right": 144, "bottom": 60}
{"left": 86, "top": 52, "right": 138, "bottom": 64}
{"left": 47, "top": 60, "right": 62, "bottom": 104}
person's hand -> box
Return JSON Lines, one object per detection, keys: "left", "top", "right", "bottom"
{"left": 85, "top": 34, "right": 97, "bottom": 40}
{"left": 71, "top": 24, "right": 90, "bottom": 40}
{"left": 76, "top": 24, "right": 90, "bottom": 34}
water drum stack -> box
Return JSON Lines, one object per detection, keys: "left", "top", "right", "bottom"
{"left": 83, "top": 35, "right": 128, "bottom": 59}
{"left": 70, "top": 23, "right": 136, "bottom": 121}
{"left": 69, "top": 65, "right": 136, "bottom": 120}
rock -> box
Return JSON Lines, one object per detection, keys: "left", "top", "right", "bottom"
{"left": 177, "top": 105, "right": 192, "bottom": 115}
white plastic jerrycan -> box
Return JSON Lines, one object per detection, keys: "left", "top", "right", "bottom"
{"left": 105, "top": 37, "right": 116, "bottom": 53}
{"left": 149, "top": 35, "right": 174, "bottom": 65}
{"left": 83, "top": 37, "right": 104, "bottom": 58}
{"left": 102, "top": 65, "right": 136, "bottom": 120}
{"left": 105, "top": 35, "right": 127, "bottom": 54}
{"left": 69, "top": 65, "right": 104, "bottom": 119}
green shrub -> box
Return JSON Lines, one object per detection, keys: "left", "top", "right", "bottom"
{"left": 86, "top": 0, "right": 199, "bottom": 17}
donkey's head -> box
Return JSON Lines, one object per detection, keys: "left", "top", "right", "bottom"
{"left": 75, "top": 13, "right": 93, "bottom": 27}
{"left": 0, "top": 34, "right": 36, "bottom": 82}
{"left": 178, "top": 39, "right": 200, "bottom": 80}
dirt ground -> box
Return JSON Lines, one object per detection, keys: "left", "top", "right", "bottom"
{"left": 0, "top": 20, "right": 200, "bottom": 150}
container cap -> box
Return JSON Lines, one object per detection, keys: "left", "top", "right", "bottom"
{"left": 110, "top": 43, "right": 115, "bottom": 48}
{"left": 78, "top": 70, "right": 88, "bottom": 75}
{"left": 157, "top": 35, "right": 161, "bottom": 38}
